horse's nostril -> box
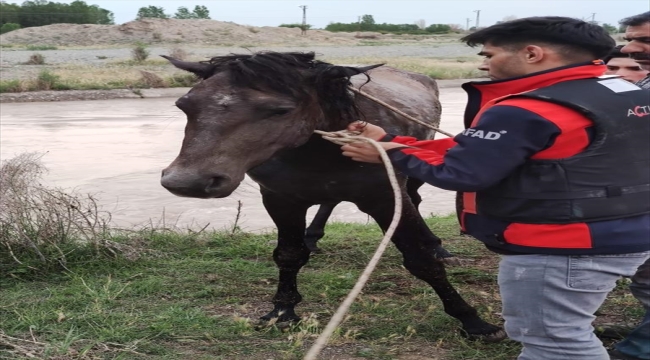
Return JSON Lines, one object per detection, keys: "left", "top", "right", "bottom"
{"left": 206, "top": 175, "right": 229, "bottom": 192}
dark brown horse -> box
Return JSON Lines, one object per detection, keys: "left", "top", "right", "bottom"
{"left": 160, "top": 51, "right": 503, "bottom": 340}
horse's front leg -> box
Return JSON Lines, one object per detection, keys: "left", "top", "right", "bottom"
{"left": 259, "top": 188, "right": 312, "bottom": 324}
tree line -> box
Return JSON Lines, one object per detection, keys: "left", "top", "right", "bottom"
{"left": 324, "top": 14, "right": 623, "bottom": 35}
{"left": 0, "top": 2, "right": 211, "bottom": 35}
{"left": 324, "top": 15, "right": 459, "bottom": 35}
{"left": 135, "top": 5, "right": 210, "bottom": 20}
{"left": 0, "top": 0, "right": 114, "bottom": 34}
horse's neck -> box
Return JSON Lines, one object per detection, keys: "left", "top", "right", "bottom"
{"left": 271, "top": 134, "right": 345, "bottom": 166}
{"left": 312, "top": 91, "right": 362, "bottom": 132}
{"left": 315, "top": 113, "right": 356, "bottom": 133}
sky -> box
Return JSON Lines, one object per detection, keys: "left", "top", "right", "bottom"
{"left": 51, "top": 0, "right": 649, "bottom": 28}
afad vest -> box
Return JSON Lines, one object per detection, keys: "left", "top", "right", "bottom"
{"left": 466, "top": 77, "right": 650, "bottom": 224}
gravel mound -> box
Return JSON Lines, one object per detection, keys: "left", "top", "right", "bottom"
{"left": 0, "top": 18, "right": 374, "bottom": 47}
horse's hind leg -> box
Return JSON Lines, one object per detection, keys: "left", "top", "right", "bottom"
{"left": 259, "top": 188, "right": 312, "bottom": 324}
{"left": 304, "top": 203, "right": 338, "bottom": 253}
{"left": 303, "top": 178, "right": 428, "bottom": 253}
{"left": 455, "top": 192, "right": 468, "bottom": 235}
{"left": 355, "top": 195, "right": 505, "bottom": 341}
{"left": 406, "top": 177, "right": 424, "bottom": 210}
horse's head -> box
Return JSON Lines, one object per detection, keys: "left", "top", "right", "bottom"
{"left": 160, "top": 51, "right": 382, "bottom": 198}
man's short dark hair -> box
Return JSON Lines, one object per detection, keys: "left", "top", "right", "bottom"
{"left": 461, "top": 16, "right": 615, "bottom": 60}
{"left": 620, "top": 11, "right": 650, "bottom": 26}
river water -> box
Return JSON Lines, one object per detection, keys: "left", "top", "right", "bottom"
{"left": 0, "top": 87, "right": 468, "bottom": 233}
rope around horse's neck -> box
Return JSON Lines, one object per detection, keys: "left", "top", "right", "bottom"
{"left": 303, "top": 130, "right": 403, "bottom": 360}
{"left": 348, "top": 86, "right": 455, "bottom": 138}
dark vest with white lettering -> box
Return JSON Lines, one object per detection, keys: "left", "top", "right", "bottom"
{"left": 476, "top": 78, "right": 650, "bottom": 224}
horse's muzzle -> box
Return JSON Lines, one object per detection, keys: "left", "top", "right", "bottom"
{"left": 161, "top": 168, "right": 235, "bottom": 198}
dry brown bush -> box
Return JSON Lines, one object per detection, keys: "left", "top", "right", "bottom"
{"left": 131, "top": 43, "right": 149, "bottom": 62}
{"left": 24, "top": 53, "right": 45, "bottom": 65}
{"left": 169, "top": 47, "right": 188, "bottom": 60}
{"left": 0, "top": 153, "right": 123, "bottom": 269}
{"left": 138, "top": 70, "right": 168, "bottom": 88}
{"left": 168, "top": 73, "right": 199, "bottom": 87}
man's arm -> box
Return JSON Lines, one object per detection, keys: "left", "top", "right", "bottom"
{"left": 384, "top": 105, "right": 561, "bottom": 192}
{"left": 382, "top": 135, "right": 459, "bottom": 154}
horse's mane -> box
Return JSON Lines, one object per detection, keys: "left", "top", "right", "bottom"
{"left": 199, "top": 51, "right": 366, "bottom": 123}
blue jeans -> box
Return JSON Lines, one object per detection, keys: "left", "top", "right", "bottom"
{"left": 498, "top": 252, "right": 650, "bottom": 360}
{"left": 615, "top": 258, "right": 650, "bottom": 360}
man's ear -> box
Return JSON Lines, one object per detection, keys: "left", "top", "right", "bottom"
{"left": 523, "top": 45, "right": 546, "bottom": 63}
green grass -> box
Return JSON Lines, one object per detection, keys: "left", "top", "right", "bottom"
{"left": 109, "top": 59, "right": 169, "bottom": 66}
{"left": 25, "top": 45, "right": 58, "bottom": 51}
{"left": 0, "top": 216, "right": 641, "bottom": 359}
{"left": 0, "top": 71, "right": 198, "bottom": 93}
{"left": 324, "top": 56, "right": 486, "bottom": 80}
{"left": 0, "top": 55, "right": 202, "bottom": 94}
{"left": 0, "top": 55, "right": 484, "bottom": 95}
{"left": 0, "top": 79, "right": 23, "bottom": 93}
{"left": 357, "top": 41, "right": 395, "bottom": 47}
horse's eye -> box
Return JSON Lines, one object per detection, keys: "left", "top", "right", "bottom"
{"left": 270, "top": 108, "right": 291, "bottom": 116}
{"left": 258, "top": 106, "right": 294, "bottom": 118}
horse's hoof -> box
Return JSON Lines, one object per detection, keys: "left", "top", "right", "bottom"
{"left": 254, "top": 318, "right": 296, "bottom": 332}
{"left": 254, "top": 319, "right": 272, "bottom": 330}
{"left": 461, "top": 328, "right": 507, "bottom": 343}
{"left": 441, "top": 256, "right": 464, "bottom": 267}
{"left": 307, "top": 245, "right": 322, "bottom": 254}
{"left": 260, "top": 308, "right": 301, "bottom": 325}
{"left": 434, "top": 245, "right": 456, "bottom": 261}
{"left": 275, "top": 321, "right": 294, "bottom": 332}
{"left": 304, "top": 238, "right": 322, "bottom": 254}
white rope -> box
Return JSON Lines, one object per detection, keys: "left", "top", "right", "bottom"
{"left": 303, "top": 130, "right": 403, "bottom": 360}
{"left": 303, "top": 89, "right": 456, "bottom": 357}
{"left": 348, "top": 86, "right": 455, "bottom": 138}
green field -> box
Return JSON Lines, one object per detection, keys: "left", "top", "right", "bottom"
{"left": 1, "top": 214, "right": 640, "bottom": 360}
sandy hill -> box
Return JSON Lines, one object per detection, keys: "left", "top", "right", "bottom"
{"left": 0, "top": 18, "right": 391, "bottom": 47}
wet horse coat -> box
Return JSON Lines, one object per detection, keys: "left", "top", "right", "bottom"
{"left": 160, "top": 51, "right": 503, "bottom": 339}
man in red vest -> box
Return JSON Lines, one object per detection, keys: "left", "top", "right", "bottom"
{"left": 341, "top": 16, "right": 650, "bottom": 360}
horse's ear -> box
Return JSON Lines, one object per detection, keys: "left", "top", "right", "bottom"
{"left": 161, "top": 55, "right": 213, "bottom": 79}
{"left": 321, "top": 63, "right": 384, "bottom": 79}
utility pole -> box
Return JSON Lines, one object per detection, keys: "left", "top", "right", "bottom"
{"left": 591, "top": 12, "right": 597, "bottom": 23}
{"left": 473, "top": 10, "right": 481, "bottom": 29}
{"left": 299, "top": 5, "right": 307, "bottom": 35}
{"left": 466, "top": 17, "right": 471, "bottom": 31}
